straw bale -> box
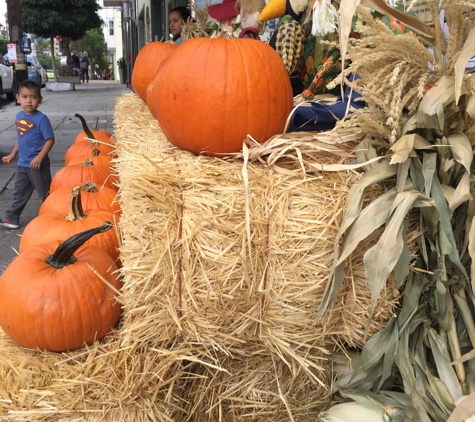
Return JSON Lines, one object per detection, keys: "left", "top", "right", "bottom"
{"left": 0, "top": 328, "right": 191, "bottom": 421}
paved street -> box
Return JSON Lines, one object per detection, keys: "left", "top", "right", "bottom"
{"left": 0, "top": 80, "right": 130, "bottom": 275}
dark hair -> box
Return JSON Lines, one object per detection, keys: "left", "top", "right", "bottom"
{"left": 169, "top": 6, "right": 191, "bottom": 22}
{"left": 19, "top": 80, "right": 41, "bottom": 96}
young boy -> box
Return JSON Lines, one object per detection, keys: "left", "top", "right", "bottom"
{"left": 0, "top": 80, "right": 54, "bottom": 229}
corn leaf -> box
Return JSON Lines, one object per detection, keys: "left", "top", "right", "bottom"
{"left": 397, "top": 272, "right": 424, "bottom": 333}
{"left": 390, "top": 134, "right": 432, "bottom": 165}
{"left": 393, "top": 219, "right": 411, "bottom": 289}
{"left": 449, "top": 172, "right": 472, "bottom": 211}
{"left": 351, "top": 316, "right": 397, "bottom": 381}
{"left": 428, "top": 329, "right": 464, "bottom": 402}
{"left": 395, "top": 316, "right": 433, "bottom": 422}
{"left": 417, "top": 76, "right": 455, "bottom": 131}
{"left": 317, "top": 161, "right": 398, "bottom": 318}
{"left": 454, "top": 28, "right": 475, "bottom": 104}
{"left": 363, "top": 191, "right": 435, "bottom": 322}
{"left": 431, "top": 175, "right": 468, "bottom": 277}
{"left": 467, "top": 93, "right": 475, "bottom": 119}
{"left": 447, "top": 133, "right": 472, "bottom": 173}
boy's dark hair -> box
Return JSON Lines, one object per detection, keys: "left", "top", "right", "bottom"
{"left": 18, "top": 80, "right": 41, "bottom": 96}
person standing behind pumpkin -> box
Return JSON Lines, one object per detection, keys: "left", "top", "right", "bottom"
{"left": 80, "top": 51, "right": 90, "bottom": 83}
{"left": 169, "top": 6, "right": 192, "bottom": 45}
{"left": 0, "top": 80, "right": 54, "bottom": 229}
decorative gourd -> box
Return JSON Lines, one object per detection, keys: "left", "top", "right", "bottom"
{"left": 39, "top": 181, "right": 121, "bottom": 218}
{"left": 68, "top": 148, "right": 113, "bottom": 168}
{"left": 20, "top": 187, "right": 120, "bottom": 262}
{"left": 154, "top": 38, "right": 293, "bottom": 157}
{"left": 51, "top": 159, "right": 118, "bottom": 192}
{"left": 74, "top": 113, "right": 113, "bottom": 144}
{"left": 0, "top": 222, "right": 121, "bottom": 352}
{"left": 131, "top": 41, "right": 178, "bottom": 103}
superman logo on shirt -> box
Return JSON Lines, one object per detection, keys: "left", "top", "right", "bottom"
{"left": 17, "top": 118, "right": 35, "bottom": 137}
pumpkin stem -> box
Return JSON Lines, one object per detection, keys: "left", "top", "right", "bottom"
{"left": 66, "top": 187, "right": 88, "bottom": 222}
{"left": 92, "top": 148, "right": 101, "bottom": 156}
{"left": 79, "top": 157, "right": 94, "bottom": 166}
{"left": 74, "top": 113, "right": 96, "bottom": 140}
{"left": 45, "top": 222, "right": 113, "bottom": 269}
{"left": 80, "top": 180, "right": 98, "bottom": 193}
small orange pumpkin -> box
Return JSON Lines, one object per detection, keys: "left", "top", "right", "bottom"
{"left": 39, "top": 181, "right": 121, "bottom": 217}
{"left": 0, "top": 222, "right": 121, "bottom": 352}
{"left": 51, "top": 159, "right": 118, "bottom": 192}
{"left": 131, "top": 41, "right": 178, "bottom": 103}
{"left": 68, "top": 148, "right": 113, "bottom": 168}
{"left": 20, "top": 187, "right": 120, "bottom": 262}
{"left": 154, "top": 38, "right": 293, "bottom": 156}
{"left": 74, "top": 113, "right": 113, "bottom": 145}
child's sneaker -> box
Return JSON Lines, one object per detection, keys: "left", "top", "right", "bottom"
{"left": 0, "top": 218, "right": 19, "bottom": 229}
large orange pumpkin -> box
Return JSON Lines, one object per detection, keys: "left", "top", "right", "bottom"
{"left": 154, "top": 38, "right": 293, "bottom": 157}
{"left": 39, "top": 181, "right": 121, "bottom": 218}
{"left": 51, "top": 160, "right": 118, "bottom": 192}
{"left": 146, "top": 80, "right": 157, "bottom": 119}
{"left": 131, "top": 41, "right": 178, "bottom": 103}
{"left": 0, "top": 222, "right": 121, "bottom": 352}
{"left": 20, "top": 187, "right": 120, "bottom": 262}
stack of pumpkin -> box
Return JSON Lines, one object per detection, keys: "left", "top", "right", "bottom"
{"left": 0, "top": 114, "right": 122, "bottom": 353}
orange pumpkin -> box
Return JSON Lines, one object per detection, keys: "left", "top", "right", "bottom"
{"left": 146, "top": 80, "right": 157, "bottom": 119}
{"left": 20, "top": 187, "right": 120, "bottom": 261}
{"left": 65, "top": 140, "right": 114, "bottom": 166}
{"left": 74, "top": 113, "right": 113, "bottom": 145}
{"left": 0, "top": 222, "right": 121, "bottom": 352}
{"left": 68, "top": 148, "right": 113, "bottom": 168}
{"left": 39, "top": 181, "right": 121, "bottom": 217}
{"left": 154, "top": 38, "right": 293, "bottom": 157}
{"left": 51, "top": 159, "right": 117, "bottom": 192}
{"left": 131, "top": 41, "right": 178, "bottom": 103}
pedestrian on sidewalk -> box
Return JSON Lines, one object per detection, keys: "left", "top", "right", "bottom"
{"left": 0, "top": 80, "right": 55, "bottom": 229}
{"left": 71, "top": 50, "right": 81, "bottom": 77}
{"left": 80, "top": 51, "right": 90, "bottom": 83}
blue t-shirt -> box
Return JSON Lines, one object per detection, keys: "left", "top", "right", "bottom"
{"left": 16, "top": 110, "right": 54, "bottom": 168}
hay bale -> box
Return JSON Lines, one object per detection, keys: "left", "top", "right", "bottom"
{"left": 113, "top": 93, "right": 407, "bottom": 418}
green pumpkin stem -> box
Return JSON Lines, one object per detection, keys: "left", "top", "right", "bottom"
{"left": 74, "top": 113, "right": 96, "bottom": 140}
{"left": 45, "top": 222, "right": 113, "bottom": 269}
{"left": 66, "top": 187, "right": 88, "bottom": 221}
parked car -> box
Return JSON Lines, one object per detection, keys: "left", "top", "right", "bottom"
{"left": 0, "top": 54, "right": 14, "bottom": 102}
{"left": 4, "top": 53, "right": 47, "bottom": 88}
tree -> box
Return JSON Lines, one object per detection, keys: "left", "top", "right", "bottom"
{"left": 71, "top": 28, "right": 109, "bottom": 77}
{"left": 20, "top": 0, "right": 103, "bottom": 78}
{"left": 0, "top": 39, "right": 8, "bottom": 55}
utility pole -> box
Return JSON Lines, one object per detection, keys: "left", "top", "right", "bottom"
{"left": 7, "top": 0, "right": 28, "bottom": 101}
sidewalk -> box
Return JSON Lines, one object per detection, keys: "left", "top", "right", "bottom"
{"left": 0, "top": 80, "right": 131, "bottom": 274}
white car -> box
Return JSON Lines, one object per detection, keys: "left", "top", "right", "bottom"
{"left": 0, "top": 54, "right": 14, "bottom": 103}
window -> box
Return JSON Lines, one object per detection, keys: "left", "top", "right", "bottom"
{"left": 109, "top": 21, "right": 114, "bottom": 36}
